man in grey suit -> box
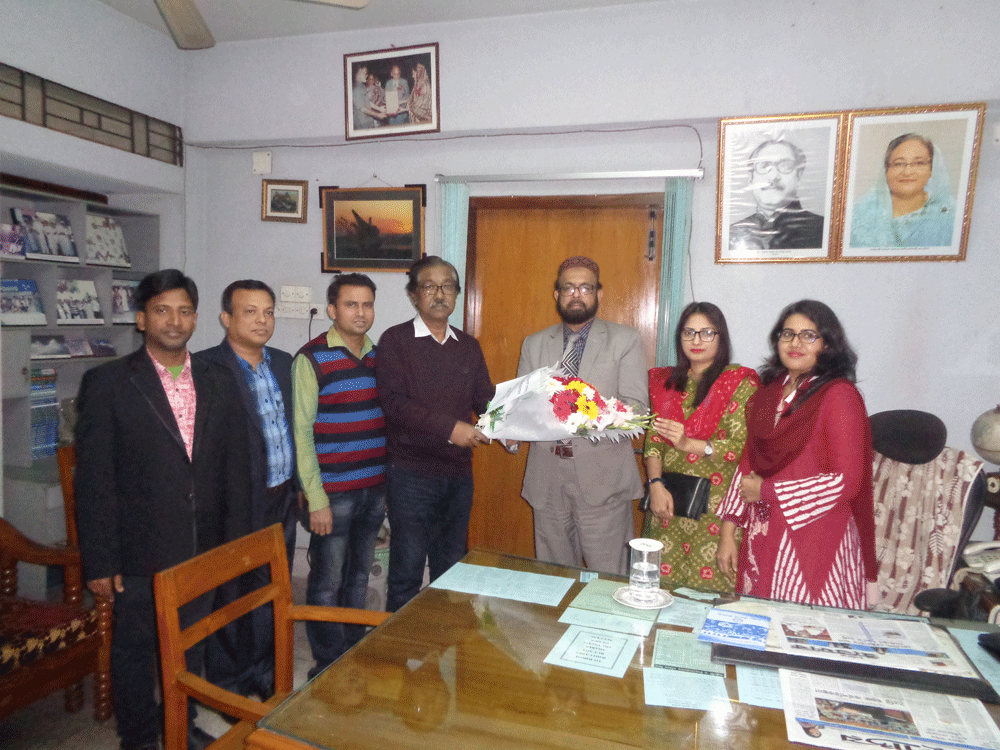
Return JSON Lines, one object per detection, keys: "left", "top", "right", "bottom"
{"left": 516, "top": 256, "right": 648, "bottom": 575}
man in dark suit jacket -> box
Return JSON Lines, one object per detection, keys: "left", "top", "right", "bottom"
{"left": 75, "top": 269, "right": 250, "bottom": 750}
{"left": 198, "top": 279, "right": 297, "bottom": 698}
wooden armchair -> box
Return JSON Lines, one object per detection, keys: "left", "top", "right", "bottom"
{"left": 0, "top": 515, "right": 112, "bottom": 722}
{"left": 154, "top": 523, "right": 389, "bottom": 750}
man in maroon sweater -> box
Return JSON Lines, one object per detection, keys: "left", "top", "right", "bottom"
{"left": 375, "top": 256, "right": 494, "bottom": 611}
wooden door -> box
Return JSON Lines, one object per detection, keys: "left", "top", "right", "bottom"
{"left": 465, "top": 195, "right": 662, "bottom": 558}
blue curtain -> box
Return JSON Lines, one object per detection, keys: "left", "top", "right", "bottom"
{"left": 655, "top": 178, "right": 694, "bottom": 367}
{"left": 439, "top": 182, "right": 470, "bottom": 330}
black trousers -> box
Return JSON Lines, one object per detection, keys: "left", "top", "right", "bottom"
{"left": 111, "top": 576, "right": 213, "bottom": 749}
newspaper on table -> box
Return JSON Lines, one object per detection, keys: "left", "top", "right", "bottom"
{"left": 780, "top": 668, "right": 1000, "bottom": 750}
{"left": 720, "top": 600, "right": 981, "bottom": 679}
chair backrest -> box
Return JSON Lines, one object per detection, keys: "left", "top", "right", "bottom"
{"left": 871, "top": 445, "right": 985, "bottom": 614}
{"left": 154, "top": 524, "right": 295, "bottom": 750}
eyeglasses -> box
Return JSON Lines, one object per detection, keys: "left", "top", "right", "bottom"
{"left": 750, "top": 159, "right": 799, "bottom": 176}
{"left": 681, "top": 328, "right": 718, "bottom": 342}
{"left": 418, "top": 283, "right": 459, "bottom": 296}
{"left": 557, "top": 283, "right": 596, "bottom": 297}
{"left": 887, "top": 159, "right": 931, "bottom": 171}
{"left": 778, "top": 329, "right": 821, "bottom": 344}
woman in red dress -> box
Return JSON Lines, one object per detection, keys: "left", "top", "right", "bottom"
{"left": 716, "top": 300, "right": 876, "bottom": 608}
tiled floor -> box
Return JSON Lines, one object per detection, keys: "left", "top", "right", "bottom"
{"left": 1, "top": 551, "right": 316, "bottom": 750}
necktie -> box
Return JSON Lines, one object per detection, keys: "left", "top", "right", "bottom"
{"left": 561, "top": 333, "right": 582, "bottom": 377}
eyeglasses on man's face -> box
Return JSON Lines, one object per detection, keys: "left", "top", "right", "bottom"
{"left": 681, "top": 328, "right": 717, "bottom": 342}
{"left": 778, "top": 329, "right": 821, "bottom": 344}
{"left": 750, "top": 159, "right": 799, "bottom": 176}
{"left": 418, "top": 282, "right": 459, "bottom": 297}
{"left": 557, "top": 283, "right": 596, "bottom": 297}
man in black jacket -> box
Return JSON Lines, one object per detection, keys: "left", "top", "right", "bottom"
{"left": 198, "top": 279, "right": 297, "bottom": 698}
{"left": 75, "top": 269, "right": 250, "bottom": 750}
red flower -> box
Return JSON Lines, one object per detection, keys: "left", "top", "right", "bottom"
{"left": 682, "top": 542, "right": 691, "bottom": 554}
{"left": 724, "top": 451, "right": 737, "bottom": 462}
{"left": 707, "top": 523, "right": 720, "bottom": 535}
{"left": 686, "top": 453, "right": 698, "bottom": 463}
{"left": 661, "top": 563, "right": 672, "bottom": 576}
{"left": 551, "top": 390, "right": 577, "bottom": 420}
{"left": 651, "top": 435, "right": 664, "bottom": 443}
{"left": 710, "top": 473, "right": 723, "bottom": 486}
{"left": 700, "top": 567, "right": 714, "bottom": 579}
{"left": 716, "top": 428, "right": 727, "bottom": 440}
{"left": 660, "top": 517, "right": 670, "bottom": 529}
{"left": 727, "top": 400, "right": 739, "bottom": 414}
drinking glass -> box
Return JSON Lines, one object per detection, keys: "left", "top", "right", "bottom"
{"left": 628, "top": 538, "right": 663, "bottom": 604}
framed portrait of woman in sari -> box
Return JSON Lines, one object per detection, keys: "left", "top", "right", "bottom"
{"left": 840, "top": 103, "right": 985, "bottom": 261}
{"left": 343, "top": 43, "right": 439, "bottom": 141}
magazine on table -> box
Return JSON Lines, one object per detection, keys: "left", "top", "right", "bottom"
{"left": 30, "top": 335, "right": 70, "bottom": 359}
{"left": 1, "top": 279, "right": 47, "bottom": 325}
{"left": 56, "top": 279, "right": 104, "bottom": 325}
{"left": 780, "top": 668, "right": 1000, "bottom": 750}
{"left": 85, "top": 214, "right": 131, "bottom": 267}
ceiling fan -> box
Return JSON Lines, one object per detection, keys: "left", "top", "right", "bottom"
{"left": 153, "top": 0, "right": 371, "bottom": 50}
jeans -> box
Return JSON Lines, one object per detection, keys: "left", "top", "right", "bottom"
{"left": 386, "top": 464, "right": 474, "bottom": 613}
{"left": 305, "top": 484, "right": 386, "bottom": 675}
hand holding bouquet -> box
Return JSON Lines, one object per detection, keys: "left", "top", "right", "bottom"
{"left": 476, "top": 364, "right": 652, "bottom": 442}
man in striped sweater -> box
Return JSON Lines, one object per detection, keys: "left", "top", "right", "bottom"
{"left": 292, "top": 273, "right": 387, "bottom": 677}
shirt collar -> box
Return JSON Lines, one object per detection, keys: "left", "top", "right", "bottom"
{"left": 413, "top": 315, "right": 458, "bottom": 344}
{"left": 147, "top": 348, "right": 191, "bottom": 379}
{"left": 326, "top": 325, "right": 374, "bottom": 356}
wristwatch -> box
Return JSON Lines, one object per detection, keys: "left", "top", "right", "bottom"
{"left": 647, "top": 476, "right": 666, "bottom": 489}
{"left": 703, "top": 441, "right": 714, "bottom": 457}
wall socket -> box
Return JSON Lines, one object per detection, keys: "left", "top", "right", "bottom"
{"left": 274, "top": 301, "right": 312, "bottom": 319}
{"left": 280, "top": 285, "right": 312, "bottom": 303}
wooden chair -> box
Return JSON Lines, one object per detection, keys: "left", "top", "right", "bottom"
{"left": 0, "top": 482, "right": 113, "bottom": 722}
{"left": 154, "top": 523, "right": 390, "bottom": 750}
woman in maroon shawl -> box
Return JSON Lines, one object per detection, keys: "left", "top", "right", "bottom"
{"left": 408, "top": 63, "right": 432, "bottom": 124}
{"left": 716, "top": 300, "right": 875, "bottom": 608}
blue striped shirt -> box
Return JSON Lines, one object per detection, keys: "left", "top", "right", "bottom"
{"left": 237, "top": 348, "right": 293, "bottom": 487}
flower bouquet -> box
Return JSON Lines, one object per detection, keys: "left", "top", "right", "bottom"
{"left": 476, "top": 364, "right": 652, "bottom": 442}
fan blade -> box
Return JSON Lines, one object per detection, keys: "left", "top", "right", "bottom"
{"left": 294, "top": 0, "right": 372, "bottom": 8}
{"left": 153, "top": 0, "right": 215, "bottom": 49}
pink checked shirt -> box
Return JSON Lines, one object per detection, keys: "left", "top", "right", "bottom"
{"left": 149, "top": 349, "right": 197, "bottom": 460}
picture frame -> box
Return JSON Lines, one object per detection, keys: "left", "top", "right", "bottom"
{"left": 262, "top": 180, "right": 308, "bottom": 223}
{"left": 344, "top": 43, "right": 440, "bottom": 141}
{"left": 320, "top": 186, "right": 423, "bottom": 272}
{"left": 716, "top": 112, "right": 843, "bottom": 263}
{"left": 839, "top": 103, "right": 984, "bottom": 262}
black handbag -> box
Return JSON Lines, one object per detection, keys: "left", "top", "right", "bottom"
{"left": 639, "top": 472, "right": 711, "bottom": 521}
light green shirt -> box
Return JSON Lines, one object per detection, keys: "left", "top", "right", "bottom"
{"left": 292, "top": 327, "right": 375, "bottom": 513}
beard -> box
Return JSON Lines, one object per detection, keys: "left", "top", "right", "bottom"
{"left": 556, "top": 296, "right": 598, "bottom": 325}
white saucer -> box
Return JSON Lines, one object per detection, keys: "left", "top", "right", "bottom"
{"left": 613, "top": 586, "right": 673, "bottom": 610}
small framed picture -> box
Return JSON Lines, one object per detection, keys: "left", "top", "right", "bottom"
{"left": 262, "top": 180, "right": 308, "bottom": 223}
{"left": 840, "top": 103, "right": 984, "bottom": 261}
{"left": 717, "top": 113, "right": 843, "bottom": 263}
{"left": 344, "top": 43, "right": 439, "bottom": 141}
{"left": 320, "top": 186, "right": 423, "bottom": 272}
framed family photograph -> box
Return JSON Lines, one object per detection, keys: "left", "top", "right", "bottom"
{"left": 840, "top": 103, "right": 984, "bottom": 261}
{"left": 261, "top": 180, "right": 308, "bottom": 223}
{"left": 717, "top": 113, "right": 842, "bottom": 263}
{"left": 321, "top": 186, "right": 423, "bottom": 272}
{"left": 344, "top": 43, "right": 439, "bottom": 141}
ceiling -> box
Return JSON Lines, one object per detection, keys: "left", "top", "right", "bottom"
{"left": 94, "top": 0, "right": 655, "bottom": 44}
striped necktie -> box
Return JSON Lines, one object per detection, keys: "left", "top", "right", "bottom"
{"left": 561, "top": 333, "right": 582, "bottom": 376}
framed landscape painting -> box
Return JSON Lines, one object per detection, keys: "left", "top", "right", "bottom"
{"left": 321, "top": 186, "right": 423, "bottom": 272}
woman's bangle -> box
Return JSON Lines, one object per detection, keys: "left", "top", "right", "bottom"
{"left": 647, "top": 476, "right": 665, "bottom": 488}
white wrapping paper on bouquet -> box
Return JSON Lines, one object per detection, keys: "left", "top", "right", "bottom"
{"left": 475, "top": 364, "right": 650, "bottom": 443}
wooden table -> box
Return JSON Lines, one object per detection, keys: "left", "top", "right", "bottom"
{"left": 245, "top": 549, "right": 998, "bottom": 750}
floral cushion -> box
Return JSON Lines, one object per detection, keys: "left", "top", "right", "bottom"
{"left": 871, "top": 447, "right": 984, "bottom": 615}
{"left": 0, "top": 595, "right": 97, "bottom": 676}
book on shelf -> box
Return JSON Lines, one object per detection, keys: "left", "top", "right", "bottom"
{"left": 30, "top": 334, "right": 71, "bottom": 359}
{"left": 10, "top": 207, "right": 79, "bottom": 262}
{"left": 56, "top": 278, "right": 104, "bottom": 325}
{"left": 30, "top": 367, "right": 59, "bottom": 460}
{"left": 85, "top": 214, "right": 131, "bottom": 268}
{"left": 112, "top": 279, "right": 140, "bottom": 324}
{"left": 1, "top": 278, "right": 47, "bottom": 325}
{"left": 64, "top": 336, "right": 95, "bottom": 357}
{"left": 1, "top": 222, "right": 26, "bottom": 258}
{"left": 88, "top": 338, "right": 117, "bottom": 357}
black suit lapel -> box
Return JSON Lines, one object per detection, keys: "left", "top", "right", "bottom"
{"left": 191, "top": 356, "right": 215, "bottom": 461}
{"left": 127, "top": 349, "right": 187, "bottom": 457}
{"left": 220, "top": 341, "right": 265, "bottom": 439}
